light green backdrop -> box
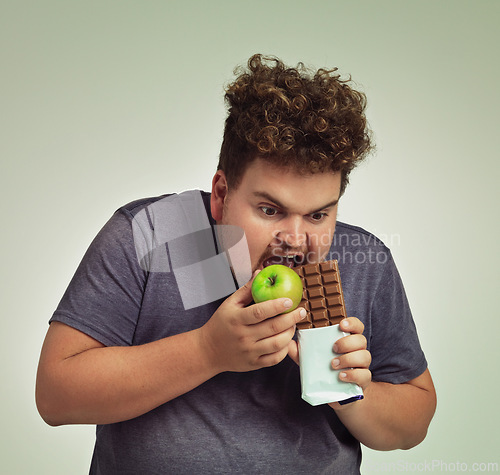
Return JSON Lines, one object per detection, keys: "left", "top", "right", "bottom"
{"left": 2, "top": 1, "right": 499, "bottom": 473}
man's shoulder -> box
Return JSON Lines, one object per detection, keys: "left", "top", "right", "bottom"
{"left": 117, "top": 190, "right": 210, "bottom": 218}
{"left": 333, "top": 221, "right": 389, "bottom": 250}
{"left": 328, "top": 221, "right": 394, "bottom": 272}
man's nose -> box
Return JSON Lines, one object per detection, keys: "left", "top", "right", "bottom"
{"left": 276, "top": 216, "right": 306, "bottom": 249}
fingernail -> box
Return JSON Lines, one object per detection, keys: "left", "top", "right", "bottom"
{"left": 333, "top": 343, "right": 339, "bottom": 353}
{"left": 342, "top": 319, "right": 349, "bottom": 329}
{"left": 283, "top": 299, "right": 293, "bottom": 309}
{"left": 332, "top": 358, "right": 340, "bottom": 368}
{"left": 299, "top": 308, "right": 306, "bottom": 319}
{"left": 340, "top": 372, "right": 347, "bottom": 379}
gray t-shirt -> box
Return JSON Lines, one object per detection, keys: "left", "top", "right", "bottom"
{"left": 51, "top": 190, "right": 427, "bottom": 474}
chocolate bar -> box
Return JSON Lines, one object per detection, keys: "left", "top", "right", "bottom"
{"left": 294, "top": 260, "right": 347, "bottom": 330}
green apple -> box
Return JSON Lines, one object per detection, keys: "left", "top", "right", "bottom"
{"left": 251, "top": 264, "right": 303, "bottom": 313}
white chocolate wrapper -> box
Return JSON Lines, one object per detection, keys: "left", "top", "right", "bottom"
{"left": 297, "top": 325, "right": 363, "bottom": 406}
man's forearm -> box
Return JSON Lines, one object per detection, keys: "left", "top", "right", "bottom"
{"left": 36, "top": 288, "right": 304, "bottom": 427}
{"left": 36, "top": 326, "right": 218, "bottom": 426}
{"left": 332, "top": 370, "right": 436, "bottom": 450}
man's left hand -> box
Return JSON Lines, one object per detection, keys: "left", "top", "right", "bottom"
{"left": 287, "top": 316, "right": 371, "bottom": 396}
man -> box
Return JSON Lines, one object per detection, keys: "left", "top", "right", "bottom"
{"left": 36, "top": 54, "right": 436, "bottom": 473}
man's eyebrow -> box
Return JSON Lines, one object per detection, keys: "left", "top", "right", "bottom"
{"left": 253, "top": 191, "right": 286, "bottom": 209}
{"left": 252, "top": 191, "right": 339, "bottom": 214}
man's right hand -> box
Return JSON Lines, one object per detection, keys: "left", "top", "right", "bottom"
{"left": 36, "top": 273, "right": 305, "bottom": 426}
{"left": 198, "top": 272, "right": 307, "bottom": 373}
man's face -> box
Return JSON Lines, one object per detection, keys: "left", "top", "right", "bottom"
{"left": 211, "top": 158, "right": 341, "bottom": 273}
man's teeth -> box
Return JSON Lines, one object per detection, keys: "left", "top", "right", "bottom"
{"left": 262, "top": 254, "right": 305, "bottom": 268}
{"left": 282, "top": 255, "right": 302, "bottom": 267}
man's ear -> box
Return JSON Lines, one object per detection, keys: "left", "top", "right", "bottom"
{"left": 210, "top": 170, "right": 228, "bottom": 222}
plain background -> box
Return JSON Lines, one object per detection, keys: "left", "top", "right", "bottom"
{"left": 2, "top": 1, "right": 499, "bottom": 473}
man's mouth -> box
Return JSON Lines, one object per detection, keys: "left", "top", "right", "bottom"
{"left": 261, "top": 254, "right": 305, "bottom": 269}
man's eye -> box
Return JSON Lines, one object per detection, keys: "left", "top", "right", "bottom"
{"left": 261, "top": 207, "right": 278, "bottom": 216}
{"left": 311, "top": 212, "right": 327, "bottom": 221}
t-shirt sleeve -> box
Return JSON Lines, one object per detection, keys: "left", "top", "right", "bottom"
{"left": 367, "top": 253, "right": 428, "bottom": 384}
{"left": 50, "top": 209, "right": 147, "bottom": 347}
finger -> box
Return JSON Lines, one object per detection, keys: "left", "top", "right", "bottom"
{"left": 339, "top": 368, "right": 372, "bottom": 391}
{"left": 333, "top": 333, "right": 367, "bottom": 354}
{"left": 253, "top": 307, "right": 306, "bottom": 340}
{"left": 228, "top": 270, "right": 260, "bottom": 307}
{"left": 242, "top": 297, "right": 297, "bottom": 325}
{"left": 331, "top": 349, "right": 372, "bottom": 371}
{"left": 287, "top": 340, "right": 299, "bottom": 366}
{"left": 254, "top": 325, "right": 297, "bottom": 360}
{"left": 258, "top": 345, "right": 291, "bottom": 368}
{"left": 339, "top": 317, "right": 364, "bottom": 335}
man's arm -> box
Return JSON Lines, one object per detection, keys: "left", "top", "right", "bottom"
{"left": 36, "top": 321, "right": 217, "bottom": 426}
{"left": 330, "top": 318, "right": 436, "bottom": 450}
{"left": 36, "top": 276, "right": 306, "bottom": 426}
{"left": 333, "top": 368, "right": 436, "bottom": 450}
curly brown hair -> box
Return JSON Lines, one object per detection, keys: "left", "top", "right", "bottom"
{"left": 217, "top": 54, "right": 373, "bottom": 196}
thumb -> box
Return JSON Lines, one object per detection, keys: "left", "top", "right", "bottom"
{"left": 229, "top": 269, "right": 260, "bottom": 307}
{"left": 287, "top": 340, "right": 300, "bottom": 366}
